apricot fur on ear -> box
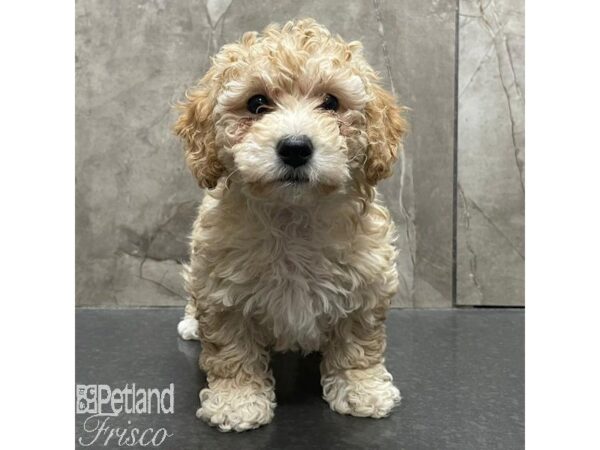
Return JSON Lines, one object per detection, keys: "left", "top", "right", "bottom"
{"left": 364, "top": 83, "right": 407, "bottom": 185}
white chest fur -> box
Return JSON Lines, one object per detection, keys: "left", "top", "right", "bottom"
{"left": 190, "top": 190, "right": 397, "bottom": 352}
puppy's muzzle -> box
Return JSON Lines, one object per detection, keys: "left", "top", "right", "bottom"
{"left": 277, "top": 135, "right": 313, "bottom": 168}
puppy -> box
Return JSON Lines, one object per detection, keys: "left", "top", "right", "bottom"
{"left": 175, "top": 19, "right": 406, "bottom": 432}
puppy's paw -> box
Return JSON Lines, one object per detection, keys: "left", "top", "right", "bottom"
{"left": 197, "top": 381, "right": 276, "bottom": 432}
{"left": 322, "top": 364, "right": 401, "bottom": 418}
{"left": 177, "top": 315, "right": 199, "bottom": 340}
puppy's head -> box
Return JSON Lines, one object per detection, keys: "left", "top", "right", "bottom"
{"left": 175, "top": 19, "right": 406, "bottom": 202}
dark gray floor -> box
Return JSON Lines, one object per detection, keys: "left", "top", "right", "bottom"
{"left": 76, "top": 309, "right": 524, "bottom": 449}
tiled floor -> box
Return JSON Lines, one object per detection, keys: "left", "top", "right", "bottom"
{"left": 75, "top": 309, "right": 524, "bottom": 449}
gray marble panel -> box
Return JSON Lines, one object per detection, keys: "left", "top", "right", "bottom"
{"left": 76, "top": 0, "right": 457, "bottom": 307}
{"left": 457, "top": 0, "right": 524, "bottom": 305}
{"left": 373, "top": 0, "right": 457, "bottom": 308}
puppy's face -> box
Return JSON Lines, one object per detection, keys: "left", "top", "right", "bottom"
{"left": 175, "top": 19, "right": 406, "bottom": 203}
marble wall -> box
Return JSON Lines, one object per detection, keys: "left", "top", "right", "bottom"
{"left": 76, "top": 0, "right": 523, "bottom": 308}
{"left": 457, "top": 0, "right": 524, "bottom": 305}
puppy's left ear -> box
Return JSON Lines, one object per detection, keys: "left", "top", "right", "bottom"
{"left": 364, "top": 83, "right": 407, "bottom": 185}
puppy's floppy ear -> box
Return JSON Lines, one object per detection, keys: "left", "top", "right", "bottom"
{"left": 364, "top": 82, "right": 407, "bottom": 185}
{"left": 174, "top": 75, "right": 225, "bottom": 189}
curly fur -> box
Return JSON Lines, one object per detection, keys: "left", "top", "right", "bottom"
{"left": 174, "top": 19, "right": 406, "bottom": 432}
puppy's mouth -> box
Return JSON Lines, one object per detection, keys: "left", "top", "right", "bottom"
{"left": 277, "top": 172, "right": 309, "bottom": 184}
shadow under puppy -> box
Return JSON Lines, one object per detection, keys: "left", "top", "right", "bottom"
{"left": 175, "top": 18, "right": 407, "bottom": 432}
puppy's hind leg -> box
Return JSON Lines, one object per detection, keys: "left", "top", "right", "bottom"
{"left": 177, "top": 301, "right": 199, "bottom": 341}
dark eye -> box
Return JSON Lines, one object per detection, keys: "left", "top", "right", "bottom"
{"left": 320, "top": 94, "right": 339, "bottom": 111}
{"left": 247, "top": 95, "right": 270, "bottom": 114}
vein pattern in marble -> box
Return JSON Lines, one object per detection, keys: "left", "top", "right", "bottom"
{"left": 457, "top": 0, "right": 524, "bottom": 306}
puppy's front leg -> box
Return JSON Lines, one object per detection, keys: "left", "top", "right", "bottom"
{"left": 321, "top": 307, "right": 401, "bottom": 418}
{"left": 196, "top": 311, "right": 275, "bottom": 432}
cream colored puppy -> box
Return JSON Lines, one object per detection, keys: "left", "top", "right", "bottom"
{"left": 175, "top": 19, "right": 406, "bottom": 432}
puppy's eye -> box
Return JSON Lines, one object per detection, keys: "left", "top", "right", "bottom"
{"left": 247, "top": 95, "right": 270, "bottom": 114}
{"left": 319, "top": 94, "right": 339, "bottom": 111}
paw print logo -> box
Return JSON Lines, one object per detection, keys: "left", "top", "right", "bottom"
{"left": 76, "top": 385, "right": 97, "bottom": 414}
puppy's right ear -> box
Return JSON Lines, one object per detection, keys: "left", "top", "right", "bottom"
{"left": 174, "top": 78, "right": 225, "bottom": 189}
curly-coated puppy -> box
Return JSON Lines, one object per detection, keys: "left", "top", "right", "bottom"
{"left": 175, "top": 19, "right": 406, "bottom": 432}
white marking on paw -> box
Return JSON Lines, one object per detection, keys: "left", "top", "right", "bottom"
{"left": 197, "top": 381, "right": 276, "bottom": 432}
{"left": 177, "top": 316, "right": 199, "bottom": 341}
{"left": 322, "top": 365, "right": 401, "bottom": 418}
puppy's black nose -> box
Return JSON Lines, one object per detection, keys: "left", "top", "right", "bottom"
{"left": 277, "top": 135, "right": 313, "bottom": 168}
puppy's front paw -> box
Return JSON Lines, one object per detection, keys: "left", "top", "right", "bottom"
{"left": 177, "top": 315, "right": 199, "bottom": 340}
{"left": 197, "top": 380, "right": 276, "bottom": 432}
{"left": 322, "top": 365, "right": 401, "bottom": 418}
